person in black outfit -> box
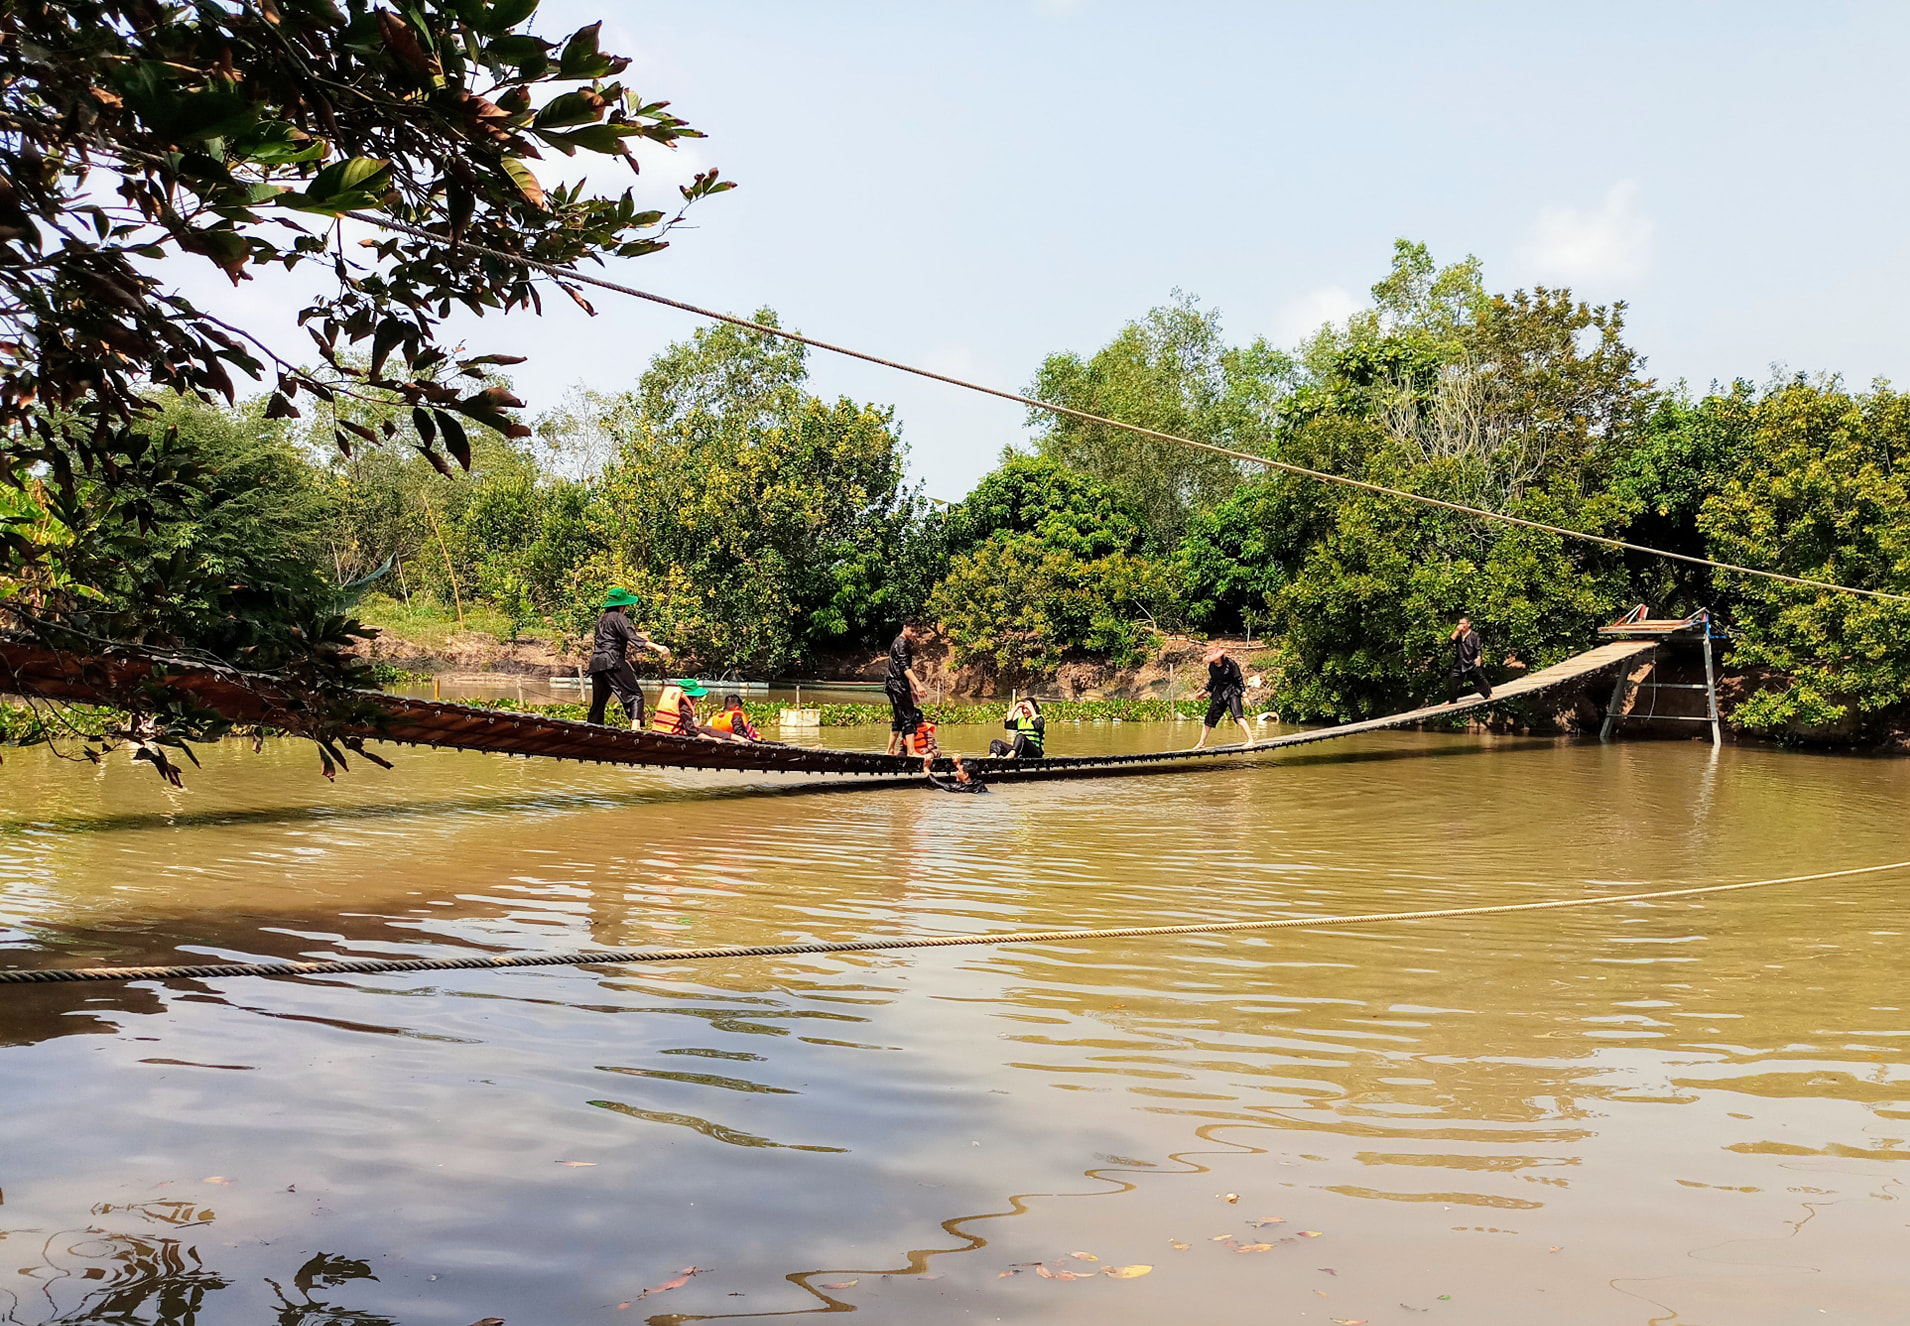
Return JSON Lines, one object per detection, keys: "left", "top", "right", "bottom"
{"left": 1447, "top": 614, "right": 1493, "bottom": 703}
{"left": 884, "top": 623, "right": 928, "bottom": 755}
{"left": 585, "top": 587, "right": 671, "bottom": 727}
{"left": 924, "top": 753, "right": 990, "bottom": 793}
{"left": 1192, "top": 645, "right": 1255, "bottom": 749}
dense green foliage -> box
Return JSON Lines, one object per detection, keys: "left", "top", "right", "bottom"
{"left": 1, "top": 0, "right": 728, "bottom": 768}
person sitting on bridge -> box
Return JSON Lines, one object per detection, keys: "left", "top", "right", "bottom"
{"left": 708, "top": 693, "right": 765, "bottom": 742}
{"left": 651, "top": 679, "right": 732, "bottom": 739}
{"left": 988, "top": 697, "right": 1045, "bottom": 759}
{"left": 586, "top": 587, "right": 670, "bottom": 728}
{"left": 885, "top": 623, "right": 928, "bottom": 756}
{"left": 1448, "top": 615, "right": 1493, "bottom": 704}
{"left": 1192, "top": 645, "right": 1255, "bottom": 749}
{"left": 924, "top": 752, "right": 990, "bottom": 793}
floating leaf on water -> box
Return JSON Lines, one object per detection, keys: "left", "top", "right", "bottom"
{"left": 1169, "top": 1240, "right": 1190, "bottom": 1251}
{"left": 1104, "top": 1265, "right": 1152, "bottom": 1278}
{"left": 820, "top": 1280, "right": 857, "bottom": 1290}
{"left": 1249, "top": 1217, "right": 1286, "bottom": 1227}
{"left": 1401, "top": 1306, "right": 1430, "bottom": 1313}
{"left": 1330, "top": 1319, "right": 1369, "bottom": 1324}
{"left": 467, "top": 1320, "right": 506, "bottom": 1326}
{"left": 1549, "top": 1245, "right": 1563, "bottom": 1252}
{"left": 1235, "top": 1242, "right": 1275, "bottom": 1253}
{"left": 1314, "top": 1289, "right": 1329, "bottom": 1298}
{"left": 1035, "top": 1266, "right": 1058, "bottom": 1279}
{"left": 617, "top": 1302, "right": 632, "bottom": 1311}
{"left": 1319, "top": 1267, "right": 1338, "bottom": 1275}
{"left": 203, "top": 1176, "right": 232, "bottom": 1186}
{"left": 1068, "top": 1251, "right": 1098, "bottom": 1261}
{"left": 1300, "top": 1231, "right": 1324, "bottom": 1238}
{"left": 1223, "top": 1192, "right": 1240, "bottom": 1203}
{"left": 1208, "top": 1234, "right": 1235, "bottom": 1242}
{"left": 556, "top": 1160, "right": 596, "bottom": 1167}
{"left": 998, "top": 1269, "right": 1020, "bottom": 1279}
{"left": 1438, "top": 1295, "right": 1452, "bottom": 1300}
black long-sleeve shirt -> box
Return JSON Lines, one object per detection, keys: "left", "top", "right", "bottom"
{"left": 589, "top": 610, "right": 648, "bottom": 674}
{"left": 1205, "top": 656, "right": 1245, "bottom": 700}
{"left": 1451, "top": 629, "right": 1484, "bottom": 674}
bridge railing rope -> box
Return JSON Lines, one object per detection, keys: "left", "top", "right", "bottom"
{"left": 4, "top": 859, "right": 1904, "bottom": 987}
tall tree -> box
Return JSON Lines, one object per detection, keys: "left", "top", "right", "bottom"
{"left": 1, "top": 0, "right": 729, "bottom": 671}
{"left": 1027, "top": 292, "right": 1292, "bottom": 550}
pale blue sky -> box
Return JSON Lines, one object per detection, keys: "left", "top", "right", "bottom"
{"left": 204, "top": 2, "right": 1910, "bottom": 499}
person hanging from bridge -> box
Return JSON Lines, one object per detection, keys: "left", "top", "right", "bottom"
{"left": 885, "top": 622, "right": 929, "bottom": 756}
{"left": 1447, "top": 614, "right": 1494, "bottom": 704}
{"left": 1191, "top": 645, "right": 1255, "bottom": 749}
{"left": 924, "top": 752, "right": 990, "bottom": 793}
{"left": 586, "top": 587, "right": 671, "bottom": 728}
{"left": 988, "top": 697, "right": 1045, "bottom": 759}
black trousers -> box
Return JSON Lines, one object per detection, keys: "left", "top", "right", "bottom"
{"left": 588, "top": 663, "right": 644, "bottom": 726}
{"left": 1448, "top": 667, "right": 1492, "bottom": 703}
{"left": 988, "top": 734, "right": 1042, "bottom": 759}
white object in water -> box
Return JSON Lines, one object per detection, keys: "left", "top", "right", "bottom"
{"left": 780, "top": 707, "right": 822, "bottom": 729}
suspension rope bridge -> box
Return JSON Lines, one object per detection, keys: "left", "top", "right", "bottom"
{"left": 0, "top": 634, "right": 1655, "bottom": 782}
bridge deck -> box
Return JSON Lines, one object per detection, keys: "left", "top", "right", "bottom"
{"left": 2, "top": 638, "right": 1658, "bottom": 784}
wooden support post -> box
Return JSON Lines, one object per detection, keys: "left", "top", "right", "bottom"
{"left": 1600, "top": 666, "right": 1631, "bottom": 742}
{"left": 1702, "top": 631, "right": 1722, "bottom": 749}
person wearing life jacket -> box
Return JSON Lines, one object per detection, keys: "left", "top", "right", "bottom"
{"left": 708, "top": 693, "right": 763, "bottom": 743}
{"left": 988, "top": 697, "right": 1045, "bottom": 759}
{"left": 905, "top": 716, "right": 938, "bottom": 758}
{"left": 650, "top": 678, "right": 707, "bottom": 737}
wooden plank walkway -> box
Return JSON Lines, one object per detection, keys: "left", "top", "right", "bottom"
{"left": 2, "top": 637, "right": 1658, "bottom": 785}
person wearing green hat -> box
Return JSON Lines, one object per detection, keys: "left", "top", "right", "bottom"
{"left": 586, "top": 587, "right": 671, "bottom": 728}
{"left": 651, "top": 677, "right": 738, "bottom": 739}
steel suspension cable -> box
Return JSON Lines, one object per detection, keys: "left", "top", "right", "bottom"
{"left": 4, "top": 858, "right": 1904, "bottom": 987}
{"left": 351, "top": 212, "right": 1910, "bottom": 606}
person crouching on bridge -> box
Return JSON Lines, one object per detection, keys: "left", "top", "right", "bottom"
{"left": 587, "top": 587, "right": 671, "bottom": 727}
{"left": 1448, "top": 615, "right": 1493, "bottom": 704}
{"left": 709, "top": 693, "right": 765, "bottom": 742}
{"left": 1192, "top": 645, "right": 1255, "bottom": 749}
{"left": 988, "top": 697, "right": 1044, "bottom": 759}
{"left": 885, "top": 623, "right": 928, "bottom": 756}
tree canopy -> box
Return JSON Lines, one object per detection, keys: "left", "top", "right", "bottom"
{"left": 1, "top": 0, "right": 728, "bottom": 670}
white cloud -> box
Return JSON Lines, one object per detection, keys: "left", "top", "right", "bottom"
{"left": 1272, "top": 285, "right": 1362, "bottom": 346}
{"left": 1522, "top": 180, "right": 1653, "bottom": 286}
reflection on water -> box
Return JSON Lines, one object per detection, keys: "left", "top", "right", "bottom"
{"left": 2, "top": 727, "right": 1908, "bottom": 1325}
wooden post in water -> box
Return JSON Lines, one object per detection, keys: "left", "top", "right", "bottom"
{"left": 1702, "top": 631, "right": 1722, "bottom": 749}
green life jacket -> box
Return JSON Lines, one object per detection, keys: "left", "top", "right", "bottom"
{"left": 1012, "top": 712, "right": 1044, "bottom": 753}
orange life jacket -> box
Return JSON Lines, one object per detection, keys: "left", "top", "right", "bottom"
{"left": 906, "top": 719, "right": 937, "bottom": 757}
{"left": 709, "top": 707, "right": 753, "bottom": 738}
{"left": 651, "top": 686, "right": 691, "bottom": 735}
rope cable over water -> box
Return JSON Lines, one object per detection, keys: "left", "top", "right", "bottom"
{"left": 350, "top": 211, "right": 1910, "bottom": 607}
{"left": 4, "top": 858, "right": 1904, "bottom": 987}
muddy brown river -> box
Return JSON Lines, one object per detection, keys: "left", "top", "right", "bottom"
{"left": 2, "top": 722, "right": 1907, "bottom": 1325}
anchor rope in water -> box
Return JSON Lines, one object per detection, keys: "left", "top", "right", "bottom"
{"left": 350, "top": 210, "right": 1910, "bottom": 606}
{"left": 3, "top": 858, "right": 1904, "bottom": 988}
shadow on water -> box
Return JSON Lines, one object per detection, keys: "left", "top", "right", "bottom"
{"left": 0, "top": 741, "right": 1498, "bottom": 839}
{"left": 0, "top": 1202, "right": 398, "bottom": 1326}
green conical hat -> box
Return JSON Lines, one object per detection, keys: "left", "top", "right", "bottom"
{"left": 602, "top": 587, "right": 640, "bottom": 609}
